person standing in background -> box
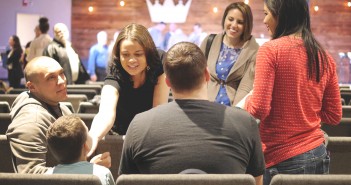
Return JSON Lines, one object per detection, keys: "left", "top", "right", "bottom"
{"left": 43, "top": 23, "right": 89, "bottom": 84}
{"left": 188, "top": 23, "right": 207, "bottom": 47}
{"left": 6, "top": 35, "right": 24, "bottom": 88}
{"left": 200, "top": 2, "right": 259, "bottom": 106}
{"left": 22, "top": 25, "right": 41, "bottom": 69}
{"left": 148, "top": 22, "right": 166, "bottom": 50}
{"left": 27, "top": 17, "right": 52, "bottom": 61}
{"left": 88, "top": 31, "right": 109, "bottom": 82}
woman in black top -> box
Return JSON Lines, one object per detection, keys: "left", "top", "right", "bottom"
{"left": 88, "top": 23, "right": 170, "bottom": 155}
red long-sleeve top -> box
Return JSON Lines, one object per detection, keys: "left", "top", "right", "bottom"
{"left": 245, "top": 36, "right": 342, "bottom": 168}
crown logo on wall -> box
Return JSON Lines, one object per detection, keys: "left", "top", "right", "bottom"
{"left": 146, "top": 0, "right": 192, "bottom": 23}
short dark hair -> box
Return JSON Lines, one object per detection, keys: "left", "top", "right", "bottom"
{"left": 46, "top": 115, "right": 87, "bottom": 164}
{"left": 39, "top": 17, "right": 49, "bottom": 33}
{"left": 164, "top": 42, "right": 207, "bottom": 93}
{"left": 221, "top": 2, "right": 253, "bottom": 42}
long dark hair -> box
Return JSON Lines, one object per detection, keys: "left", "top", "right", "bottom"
{"left": 11, "top": 35, "right": 23, "bottom": 53}
{"left": 265, "top": 0, "right": 327, "bottom": 82}
{"left": 109, "top": 23, "right": 161, "bottom": 86}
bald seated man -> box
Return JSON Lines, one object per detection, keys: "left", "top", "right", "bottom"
{"left": 6, "top": 56, "right": 110, "bottom": 174}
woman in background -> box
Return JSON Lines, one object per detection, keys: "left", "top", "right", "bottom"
{"left": 200, "top": 2, "right": 259, "bottom": 106}
{"left": 88, "top": 23, "right": 169, "bottom": 155}
{"left": 7, "top": 35, "right": 24, "bottom": 88}
{"left": 242, "top": 0, "right": 342, "bottom": 184}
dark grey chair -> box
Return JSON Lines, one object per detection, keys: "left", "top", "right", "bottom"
{"left": 0, "top": 113, "right": 11, "bottom": 134}
{"left": 0, "top": 101, "right": 11, "bottom": 113}
{"left": 0, "top": 173, "right": 102, "bottom": 185}
{"left": 116, "top": 174, "right": 256, "bottom": 185}
{"left": 270, "top": 174, "right": 351, "bottom": 185}
{"left": 0, "top": 135, "right": 16, "bottom": 173}
{"left": 322, "top": 118, "right": 351, "bottom": 137}
{"left": 327, "top": 137, "right": 351, "bottom": 174}
{"left": 78, "top": 102, "right": 99, "bottom": 114}
{"left": 96, "top": 135, "right": 124, "bottom": 180}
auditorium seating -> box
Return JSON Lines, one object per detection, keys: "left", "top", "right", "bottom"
{"left": 342, "top": 106, "right": 351, "bottom": 118}
{"left": 95, "top": 134, "right": 124, "bottom": 180}
{"left": 67, "top": 84, "right": 102, "bottom": 95}
{"left": 8, "top": 88, "right": 27, "bottom": 94}
{"left": 0, "top": 135, "right": 16, "bottom": 173}
{"left": 0, "top": 113, "right": 11, "bottom": 134}
{"left": 322, "top": 118, "right": 351, "bottom": 137}
{"left": 270, "top": 174, "right": 351, "bottom": 185}
{"left": 0, "top": 94, "right": 18, "bottom": 107}
{"left": 116, "top": 174, "right": 256, "bottom": 185}
{"left": 340, "top": 89, "right": 351, "bottom": 105}
{"left": 76, "top": 113, "right": 96, "bottom": 129}
{"left": 66, "top": 94, "right": 88, "bottom": 113}
{"left": 78, "top": 102, "right": 99, "bottom": 114}
{"left": 67, "top": 89, "right": 97, "bottom": 100}
{"left": 0, "top": 173, "right": 102, "bottom": 185}
{"left": 327, "top": 137, "right": 351, "bottom": 174}
{"left": 60, "top": 102, "right": 75, "bottom": 113}
{"left": 0, "top": 101, "right": 11, "bottom": 113}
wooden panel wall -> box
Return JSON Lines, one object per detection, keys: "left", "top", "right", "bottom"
{"left": 72, "top": 0, "right": 351, "bottom": 61}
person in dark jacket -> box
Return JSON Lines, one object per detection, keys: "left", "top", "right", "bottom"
{"left": 6, "top": 35, "right": 24, "bottom": 88}
{"left": 43, "top": 23, "right": 89, "bottom": 84}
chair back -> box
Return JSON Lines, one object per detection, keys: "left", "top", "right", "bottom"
{"left": 322, "top": 118, "right": 351, "bottom": 136}
{"left": 0, "top": 173, "right": 102, "bottom": 185}
{"left": 327, "top": 137, "right": 351, "bottom": 174}
{"left": 96, "top": 135, "right": 124, "bottom": 180}
{"left": 116, "top": 174, "right": 256, "bottom": 185}
{"left": 0, "top": 135, "right": 16, "bottom": 172}
{"left": 270, "top": 174, "right": 351, "bottom": 185}
{"left": 0, "top": 113, "right": 11, "bottom": 134}
{"left": 0, "top": 101, "right": 11, "bottom": 113}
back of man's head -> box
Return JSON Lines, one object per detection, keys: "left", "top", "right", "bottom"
{"left": 46, "top": 115, "right": 87, "bottom": 164}
{"left": 164, "top": 42, "right": 207, "bottom": 93}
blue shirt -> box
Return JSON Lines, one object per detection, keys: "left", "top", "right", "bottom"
{"left": 88, "top": 44, "right": 109, "bottom": 76}
{"left": 215, "top": 43, "right": 242, "bottom": 106}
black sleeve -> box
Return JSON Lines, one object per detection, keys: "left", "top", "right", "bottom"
{"left": 245, "top": 117, "right": 265, "bottom": 177}
{"left": 156, "top": 49, "right": 165, "bottom": 77}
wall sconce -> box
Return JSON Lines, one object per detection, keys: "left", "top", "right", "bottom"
{"left": 120, "top": 0, "right": 125, "bottom": 7}
{"left": 314, "top": 5, "right": 319, "bottom": 12}
{"left": 348, "top": 1, "right": 351, "bottom": 7}
{"left": 213, "top": 7, "right": 218, "bottom": 13}
{"left": 88, "top": 6, "right": 94, "bottom": 12}
{"left": 244, "top": 0, "right": 249, "bottom": 4}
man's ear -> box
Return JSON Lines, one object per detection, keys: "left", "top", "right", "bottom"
{"left": 205, "top": 67, "right": 210, "bottom": 82}
{"left": 165, "top": 75, "right": 172, "bottom": 88}
{"left": 26, "top": 81, "right": 36, "bottom": 92}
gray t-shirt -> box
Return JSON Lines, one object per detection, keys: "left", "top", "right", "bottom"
{"left": 119, "top": 99, "right": 265, "bottom": 176}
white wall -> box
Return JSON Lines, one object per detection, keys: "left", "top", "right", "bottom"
{"left": 0, "top": 0, "right": 71, "bottom": 50}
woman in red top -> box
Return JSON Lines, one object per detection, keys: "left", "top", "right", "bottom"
{"left": 242, "top": 0, "right": 342, "bottom": 184}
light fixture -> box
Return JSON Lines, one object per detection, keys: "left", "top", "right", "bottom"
{"left": 213, "top": 7, "right": 218, "bottom": 13}
{"left": 88, "top": 6, "right": 94, "bottom": 12}
{"left": 244, "top": 0, "right": 249, "bottom": 4}
{"left": 314, "top": 5, "right": 319, "bottom": 12}
{"left": 120, "top": 0, "right": 125, "bottom": 7}
{"left": 348, "top": 1, "right": 351, "bottom": 7}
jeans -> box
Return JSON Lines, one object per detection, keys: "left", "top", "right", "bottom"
{"left": 263, "top": 144, "right": 330, "bottom": 185}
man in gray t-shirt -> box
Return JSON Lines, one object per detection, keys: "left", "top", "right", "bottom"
{"left": 119, "top": 42, "right": 265, "bottom": 185}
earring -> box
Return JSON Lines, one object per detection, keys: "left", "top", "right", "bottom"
{"left": 147, "top": 66, "right": 150, "bottom": 71}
